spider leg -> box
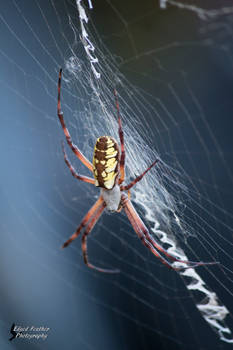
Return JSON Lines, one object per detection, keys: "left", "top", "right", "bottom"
{"left": 62, "top": 142, "right": 95, "bottom": 185}
{"left": 82, "top": 203, "right": 120, "bottom": 274}
{"left": 122, "top": 194, "right": 178, "bottom": 270}
{"left": 121, "top": 194, "right": 217, "bottom": 270}
{"left": 114, "top": 89, "right": 125, "bottom": 185}
{"left": 62, "top": 196, "right": 104, "bottom": 248}
{"left": 121, "top": 160, "right": 159, "bottom": 191}
{"left": 57, "top": 68, "right": 93, "bottom": 172}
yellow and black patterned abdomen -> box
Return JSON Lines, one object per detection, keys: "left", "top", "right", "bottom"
{"left": 93, "top": 136, "right": 119, "bottom": 190}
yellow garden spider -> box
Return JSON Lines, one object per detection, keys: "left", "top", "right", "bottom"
{"left": 57, "top": 69, "right": 216, "bottom": 273}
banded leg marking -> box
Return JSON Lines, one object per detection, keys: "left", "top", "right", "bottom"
{"left": 121, "top": 160, "right": 159, "bottom": 191}
{"left": 122, "top": 194, "right": 217, "bottom": 270}
{"left": 114, "top": 89, "right": 125, "bottom": 185}
{"left": 62, "top": 196, "right": 104, "bottom": 248}
{"left": 62, "top": 142, "right": 95, "bottom": 184}
{"left": 81, "top": 203, "right": 120, "bottom": 273}
{"left": 57, "top": 69, "right": 93, "bottom": 172}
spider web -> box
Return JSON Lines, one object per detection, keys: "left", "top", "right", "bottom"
{"left": 1, "top": 1, "right": 233, "bottom": 349}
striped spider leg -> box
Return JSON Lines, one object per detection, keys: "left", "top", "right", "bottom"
{"left": 62, "top": 195, "right": 119, "bottom": 273}
{"left": 57, "top": 68, "right": 93, "bottom": 173}
{"left": 121, "top": 194, "right": 218, "bottom": 270}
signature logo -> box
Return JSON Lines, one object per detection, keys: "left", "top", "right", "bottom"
{"left": 9, "top": 323, "right": 17, "bottom": 341}
{"left": 9, "top": 323, "right": 50, "bottom": 341}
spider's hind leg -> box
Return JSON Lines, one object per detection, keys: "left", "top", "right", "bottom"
{"left": 114, "top": 89, "right": 125, "bottom": 185}
{"left": 57, "top": 68, "right": 93, "bottom": 172}
{"left": 62, "top": 142, "right": 95, "bottom": 185}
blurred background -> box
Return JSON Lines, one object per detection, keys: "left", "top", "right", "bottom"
{"left": 1, "top": 1, "right": 233, "bottom": 349}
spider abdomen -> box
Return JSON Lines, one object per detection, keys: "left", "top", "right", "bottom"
{"left": 93, "top": 136, "right": 119, "bottom": 190}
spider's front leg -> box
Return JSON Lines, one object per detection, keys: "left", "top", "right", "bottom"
{"left": 81, "top": 203, "right": 120, "bottom": 274}
{"left": 121, "top": 194, "right": 178, "bottom": 270}
{"left": 62, "top": 196, "right": 104, "bottom": 248}
{"left": 121, "top": 194, "right": 218, "bottom": 270}
{"left": 62, "top": 195, "right": 120, "bottom": 274}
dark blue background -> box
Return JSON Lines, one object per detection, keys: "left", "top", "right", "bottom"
{"left": 1, "top": 1, "right": 233, "bottom": 349}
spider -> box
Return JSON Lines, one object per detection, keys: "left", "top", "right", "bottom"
{"left": 57, "top": 69, "right": 216, "bottom": 273}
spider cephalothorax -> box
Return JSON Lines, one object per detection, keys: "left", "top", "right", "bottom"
{"left": 57, "top": 68, "right": 217, "bottom": 273}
